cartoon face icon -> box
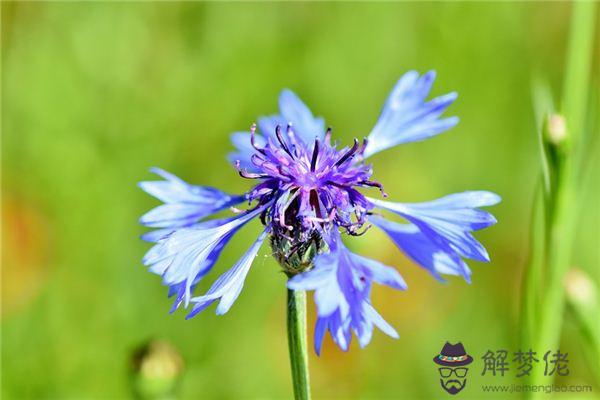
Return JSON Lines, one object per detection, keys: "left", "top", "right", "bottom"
{"left": 433, "top": 342, "right": 473, "bottom": 395}
{"left": 438, "top": 366, "right": 468, "bottom": 394}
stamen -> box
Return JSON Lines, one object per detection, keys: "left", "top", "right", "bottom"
{"left": 277, "top": 190, "right": 300, "bottom": 230}
{"left": 275, "top": 125, "right": 294, "bottom": 158}
{"left": 358, "top": 137, "right": 368, "bottom": 156}
{"left": 259, "top": 208, "right": 268, "bottom": 225}
{"left": 347, "top": 223, "right": 372, "bottom": 237}
{"left": 238, "top": 170, "right": 269, "bottom": 179}
{"left": 250, "top": 123, "right": 267, "bottom": 155}
{"left": 360, "top": 180, "right": 388, "bottom": 197}
{"left": 325, "top": 127, "right": 332, "bottom": 145}
{"left": 310, "top": 139, "right": 320, "bottom": 172}
{"left": 235, "top": 160, "right": 269, "bottom": 180}
{"left": 334, "top": 138, "right": 360, "bottom": 167}
{"left": 250, "top": 153, "right": 267, "bottom": 168}
{"left": 286, "top": 124, "right": 301, "bottom": 157}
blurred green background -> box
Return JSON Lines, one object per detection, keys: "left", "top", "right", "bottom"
{"left": 2, "top": 2, "right": 598, "bottom": 399}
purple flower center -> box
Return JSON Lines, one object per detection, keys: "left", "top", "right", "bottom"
{"left": 236, "top": 124, "right": 386, "bottom": 241}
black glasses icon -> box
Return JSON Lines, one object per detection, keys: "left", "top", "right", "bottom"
{"left": 439, "top": 367, "right": 468, "bottom": 378}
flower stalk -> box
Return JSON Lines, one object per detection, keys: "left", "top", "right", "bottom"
{"left": 287, "top": 288, "right": 311, "bottom": 400}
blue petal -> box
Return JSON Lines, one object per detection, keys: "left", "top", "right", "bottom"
{"left": 369, "top": 215, "right": 471, "bottom": 282}
{"left": 364, "top": 71, "right": 459, "bottom": 158}
{"left": 329, "top": 311, "right": 351, "bottom": 352}
{"left": 313, "top": 317, "right": 328, "bottom": 355}
{"left": 405, "top": 191, "right": 501, "bottom": 229}
{"left": 350, "top": 254, "right": 407, "bottom": 290}
{"left": 277, "top": 89, "right": 325, "bottom": 145}
{"left": 139, "top": 168, "right": 244, "bottom": 228}
{"left": 313, "top": 311, "right": 351, "bottom": 354}
{"left": 143, "top": 207, "right": 264, "bottom": 308}
{"left": 141, "top": 228, "right": 174, "bottom": 242}
{"left": 287, "top": 262, "right": 335, "bottom": 290}
{"left": 363, "top": 303, "right": 399, "bottom": 340}
{"left": 141, "top": 204, "right": 216, "bottom": 228}
{"left": 369, "top": 191, "right": 499, "bottom": 263}
{"left": 166, "top": 229, "right": 235, "bottom": 313}
{"left": 140, "top": 167, "right": 234, "bottom": 204}
{"left": 187, "top": 228, "right": 269, "bottom": 318}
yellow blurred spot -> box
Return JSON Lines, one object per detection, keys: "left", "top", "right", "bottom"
{"left": 564, "top": 268, "right": 596, "bottom": 306}
{"left": 547, "top": 114, "right": 567, "bottom": 144}
{"left": 132, "top": 340, "right": 184, "bottom": 399}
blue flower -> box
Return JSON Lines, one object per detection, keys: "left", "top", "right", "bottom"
{"left": 139, "top": 70, "right": 500, "bottom": 353}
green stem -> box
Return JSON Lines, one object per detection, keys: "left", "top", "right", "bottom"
{"left": 526, "top": 2, "right": 596, "bottom": 397}
{"left": 519, "top": 183, "right": 545, "bottom": 347}
{"left": 287, "top": 289, "right": 311, "bottom": 400}
{"left": 562, "top": 1, "right": 596, "bottom": 152}
{"left": 529, "top": 158, "right": 574, "bottom": 392}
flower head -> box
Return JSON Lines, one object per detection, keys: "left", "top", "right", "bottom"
{"left": 139, "top": 71, "right": 500, "bottom": 353}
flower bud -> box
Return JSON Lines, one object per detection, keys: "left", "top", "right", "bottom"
{"left": 546, "top": 114, "right": 567, "bottom": 145}
{"left": 270, "top": 232, "right": 324, "bottom": 276}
